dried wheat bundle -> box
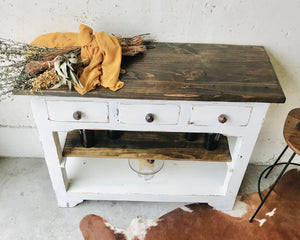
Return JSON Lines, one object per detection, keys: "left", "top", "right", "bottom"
{"left": 30, "top": 68, "right": 59, "bottom": 92}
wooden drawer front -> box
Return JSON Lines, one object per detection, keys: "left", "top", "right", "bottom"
{"left": 46, "top": 101, "right": 109, "bottom": 123}
{"left": 119, "top": 103, "right": 180, "bottom": 125}
{"left": 190, "top": 106, "right": 252, "bottom": 127}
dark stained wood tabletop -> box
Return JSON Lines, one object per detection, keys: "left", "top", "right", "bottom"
{"left": 18, "top": 42, "right": 286, "bottom": 103}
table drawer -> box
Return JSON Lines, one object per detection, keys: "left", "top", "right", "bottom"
{"left": 119, "top": 103, "right": 180, "bottom": 125}
{"left": 46, "top": 101, "right": 109, "bottom": 123}
{"left": 190, "top": 105, "right": 252, "bottom": 127}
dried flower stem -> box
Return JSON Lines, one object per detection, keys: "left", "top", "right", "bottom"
{"left": 0, "top": 38, "right": 58, "bottom": 100}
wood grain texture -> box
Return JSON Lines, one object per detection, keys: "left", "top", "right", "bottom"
{"left": 17, "top": 43, "right": 285, "bottom": 103}
{"left": 63, "top": 130, "right": 231, "bottom": 162}
{"left": 284, "top": 108, "right": 300, "bottom": 155}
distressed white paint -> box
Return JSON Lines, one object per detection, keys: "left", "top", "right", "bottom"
{"left": 118, "top": 103, "right": 180, "bottom": 125}
{"left": 0, "top": 0, "right": 298, "bottom": 163}
{"left": 190, "top": 105, "right": 252, "bottom": 127}
{"left": 31, "top": 96, "right": 268, "bottom": 209}
{"left": 46, "top": 100, "right": 109, "bottom": 122}
{"left": 222, "top": 103, "right": 270, "bottom": 209}
{"left": 65, "top": 157, "right": 227, "bottom": 199}
{"left": 31, "top": 98, "right": 69, "bottom": 207}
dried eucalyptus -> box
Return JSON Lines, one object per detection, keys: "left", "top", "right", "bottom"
{"left": 52, "top": 52, "right": 84, "bottom": 90}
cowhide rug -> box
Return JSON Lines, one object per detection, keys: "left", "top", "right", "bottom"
{"left": 80, "top": 169, "right": 300, "bottom": 240}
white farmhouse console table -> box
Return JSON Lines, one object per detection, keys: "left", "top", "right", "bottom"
{"left": 27, "top": 43, "right": 285, "bottom": 210}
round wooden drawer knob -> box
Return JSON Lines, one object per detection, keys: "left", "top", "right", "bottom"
{"left": 145, "top": 113, "right": 155, "bottom": 123}
{"left": 73, "top": 111, "right": 82, "bottom": 120}
{"left": 218, "top": 114, "right": 227, "bottom": 123}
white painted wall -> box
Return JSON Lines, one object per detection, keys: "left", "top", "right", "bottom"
{"left": 0, "top": 0, "right": 299, "bottom": 163}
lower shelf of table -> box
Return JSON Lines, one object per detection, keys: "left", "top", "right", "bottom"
{"left": 65, "top": 157, "right": 228, "bottom": 199}
{"left": 62, "top": 130, "right": 231, "bottom": 162}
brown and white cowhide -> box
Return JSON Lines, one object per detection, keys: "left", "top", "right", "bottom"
{"left": 80, "top": 169, "right": 300, "bottom": 240}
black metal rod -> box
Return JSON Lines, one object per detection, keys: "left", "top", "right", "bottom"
{"left": 257, "top": 162, "right": 300, "bottom": 202}
{"left": 265, "top": 145, "right": 289, "bottom": 178}
{"left": 249, "top": 152, "right": 296, "bottom": 223}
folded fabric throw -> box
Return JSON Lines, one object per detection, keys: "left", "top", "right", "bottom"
{"left": 30, "top": 24, "right": 124, "bottom": 94}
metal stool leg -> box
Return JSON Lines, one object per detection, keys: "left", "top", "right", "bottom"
{"left": 265, "top": 145, "right": 288, "bottom": 179}
{"left": 249, "top": 152, "right": 296, "bottom": 223}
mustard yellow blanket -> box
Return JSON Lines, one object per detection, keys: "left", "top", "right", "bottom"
{"left": 31, "top": 24, "right": 124, "bottom": 94}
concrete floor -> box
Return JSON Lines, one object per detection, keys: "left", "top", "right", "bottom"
{"left": 0, "top": 157, "right": 292, "bottom": 239}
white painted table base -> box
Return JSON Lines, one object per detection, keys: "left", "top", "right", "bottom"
{"left": 31, "top": 96, "right": 269, "bottom": 210}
